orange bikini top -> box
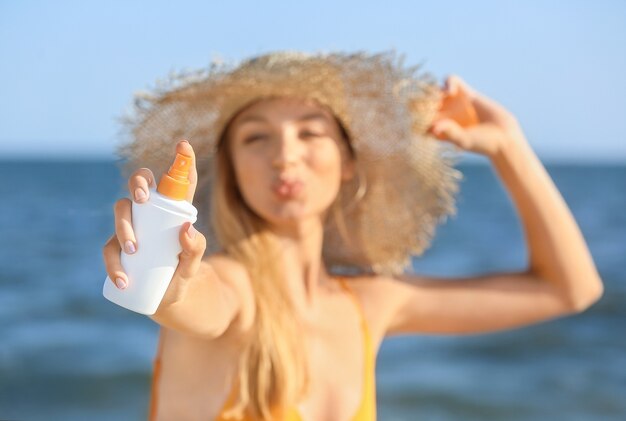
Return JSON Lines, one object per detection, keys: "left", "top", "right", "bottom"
{"left": 150, "top": 277, "right": 376, "bottom": 421}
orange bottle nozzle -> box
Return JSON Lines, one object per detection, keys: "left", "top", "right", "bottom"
{"left": 157, "top": 153, "right": 192, "bottom": 200}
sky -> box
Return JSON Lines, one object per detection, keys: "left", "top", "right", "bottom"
{"left": 0, "top": 0, "right": 625, "bottom": 162}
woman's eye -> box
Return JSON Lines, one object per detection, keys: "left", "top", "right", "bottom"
{"left": 301, "top": 131, "right": 322, "bottom": 138}
{"left": 244, "top": 134, "right": 267, "bottom": 143}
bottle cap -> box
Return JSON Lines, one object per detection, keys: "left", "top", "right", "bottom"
{"left": 157, "top": 153, "right": 192, "bottom": 200}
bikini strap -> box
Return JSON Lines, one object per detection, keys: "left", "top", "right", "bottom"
{"left": 334, "top": 276, "right": 371, "bottom": 339}
{"left": 334, "top": 276, "right": 376, "bottom": 420}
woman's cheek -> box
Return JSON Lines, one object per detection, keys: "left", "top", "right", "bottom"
{"left": 310, "top": 150, "right": 343, "bottom": 203}
{"left": 233, "top": 156, "right": 267, "bottom": 208}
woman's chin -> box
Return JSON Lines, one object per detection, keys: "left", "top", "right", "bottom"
{"left": 262, "top": 204, "right": 325, "bottom": 227}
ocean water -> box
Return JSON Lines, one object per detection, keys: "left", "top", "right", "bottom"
{"left": 0, "top": 160, "right": 624, "bottom": 421}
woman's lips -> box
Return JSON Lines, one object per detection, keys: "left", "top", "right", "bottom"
{"left": 271, "top": 179, "right": 304, "bottom": 198}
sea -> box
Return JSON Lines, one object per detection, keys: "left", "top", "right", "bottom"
{"left": 0, "top": 159, "right": 624, "bottom": 421}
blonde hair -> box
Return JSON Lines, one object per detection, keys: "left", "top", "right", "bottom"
{"left": 211, "top": 102, "right": 356, "bottom": 420}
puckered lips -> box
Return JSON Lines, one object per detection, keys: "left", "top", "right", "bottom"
{"left": 271, "top": 176, "right": 304, "bottom": 199}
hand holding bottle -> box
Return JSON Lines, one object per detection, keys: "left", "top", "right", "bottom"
{"left": 102, "top": 140, "right": 207, "bottom": 314}
{"left": 429, "top": 75, "right": 526, "bottom": 158}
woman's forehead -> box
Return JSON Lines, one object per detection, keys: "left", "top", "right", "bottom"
{"left": 230, "top": 96, "right": 336, "bottom": 127}
{"left": 218, "top": 95, "right": 355, "bottom": 158}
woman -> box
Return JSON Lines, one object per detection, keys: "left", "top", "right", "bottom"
{"left": 102, "top": 51, "right": 603, "bottom": 421}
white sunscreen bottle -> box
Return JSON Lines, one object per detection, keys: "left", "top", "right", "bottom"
{"left": 103, "top": 153, "right": 198, "bottom": 315}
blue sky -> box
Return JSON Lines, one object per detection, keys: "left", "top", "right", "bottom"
{"left": 0, "top": 0, "right": 624, "bottom": 161}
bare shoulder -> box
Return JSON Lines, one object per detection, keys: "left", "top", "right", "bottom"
{"left": 203, "top": 251, "right": 248, "bottom": 281}
{"left": 202, "top": 252, "right": 256, "bottom": 337}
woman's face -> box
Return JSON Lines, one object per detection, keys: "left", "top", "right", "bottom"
{"left": 226, "top": 97, "right": 354, "bottom": 228}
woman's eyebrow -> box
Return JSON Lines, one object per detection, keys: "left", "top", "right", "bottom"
{"left": 297, "top": 113, "right": 329, "bottom": 123}
{"left": 237, "top": 115, "right": 266, "bottom": 125}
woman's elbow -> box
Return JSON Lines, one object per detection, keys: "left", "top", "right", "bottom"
{"left": 567, "top": 276, "right": 604, "bottom": 313}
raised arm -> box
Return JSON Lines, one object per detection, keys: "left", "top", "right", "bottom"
{"left": 379, "top": 76, "right": 603, "bottom": 336}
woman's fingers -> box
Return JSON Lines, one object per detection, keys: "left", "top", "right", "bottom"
{"left": 430, "top": 117, "right": 505, "bottom": 156}
{"left": 113, "top": 198, "right": 137, "bottom": 255}
{"left": 173, "top": 222, "right": 207, "bottom": 280}
{"left": 102, "top": 234, "right": 129, "bottom": 289}
{"left": 129, "top": 168, "right": 156, "bottom": 204}
{"left": 430, "top": 118, "right": 470, "bottom": 149}
{"left": 175, "top": 140, "right": 198, "bottom": 203}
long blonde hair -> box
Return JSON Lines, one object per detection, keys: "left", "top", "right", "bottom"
{"left": 211, "top": 102, "right": 356, "bottom": 420}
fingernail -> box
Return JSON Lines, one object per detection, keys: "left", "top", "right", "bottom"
{"left": 187, "top": 224, "right": 197, "bottom": 239}
{"left": 115, "top": 277, "right": 127, "bottom": 289}
{"left": 124, "top": 240, "right": 136, "bottom": 254}
{"left": 134, "top": 188, "right": 147, "bottom": 202}
{"left": 180, "top": 139, "right": 189, "bottom": 144}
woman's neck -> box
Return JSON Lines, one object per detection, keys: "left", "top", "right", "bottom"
{"left": 271, "top": 216, "right": 332, "bottom": 309}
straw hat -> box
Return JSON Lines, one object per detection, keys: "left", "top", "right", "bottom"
{"left": 117, "top": 50, "right": 463, "bottom": 276}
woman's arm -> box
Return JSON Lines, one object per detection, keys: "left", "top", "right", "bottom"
{"left": 377, "top": 76, "right": 603, "bottom": 336}
{"left": 103, "top": 140, "right": 246, "bottom": 340}
{"left": 489, "top": 127, "right": 603, "bottom": 310}
{"left": 149, "top": 255, "right": 243, "bottom": 340}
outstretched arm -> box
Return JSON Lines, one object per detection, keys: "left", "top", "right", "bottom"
{"left": 379, "top": 76, "right": 603, "bottom": 336}
{"left": 103, "top": 140, "right": 243, "bottom": 339}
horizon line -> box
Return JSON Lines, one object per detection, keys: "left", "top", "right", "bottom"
{"left": 1, "top": 153, "right": 624, "bottom": 166}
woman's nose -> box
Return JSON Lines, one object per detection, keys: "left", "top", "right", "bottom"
{"left": 272, "top": 131, "right": 302, "bottom": 168}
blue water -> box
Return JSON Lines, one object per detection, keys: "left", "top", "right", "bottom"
{"left": 0, "top": 160, "right": 624, "bottom": 421}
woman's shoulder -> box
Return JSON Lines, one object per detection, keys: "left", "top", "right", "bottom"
{"left": 202, "top": 252, "right": 257, "bottom": 338}
{"left": 203, "top": 252, "right": 255, "bottom": 302}
{"left": 203, "top": 251, "right": 248, "bottom": 279}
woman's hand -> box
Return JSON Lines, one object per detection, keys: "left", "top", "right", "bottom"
{"left": 428, "top": 75, "right": 526, "bottom": 158}
{"left": 102, "top": 140, "right": 206, "bottom": 293}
